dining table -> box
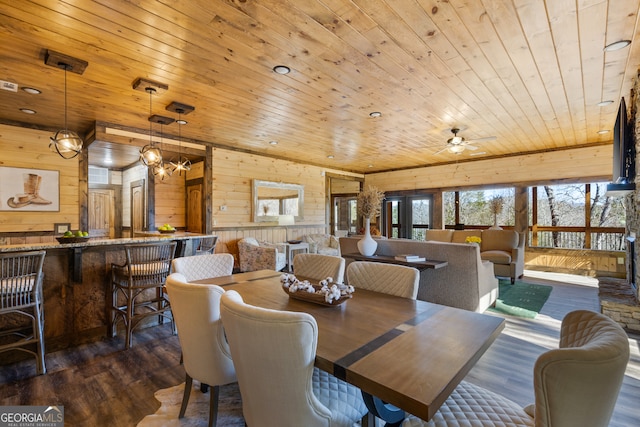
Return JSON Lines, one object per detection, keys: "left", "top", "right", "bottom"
{"left": 193, "top": 269, "right": 505, "bottom": 425}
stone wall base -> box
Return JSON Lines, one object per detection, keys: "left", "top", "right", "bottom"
{"left": 599, "top": 277, "right": 640, "bottom": 333}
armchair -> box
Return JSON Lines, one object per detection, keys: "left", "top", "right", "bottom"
{"left": 237, "top": 237, "right": 287, "bottom": 272}
{"left": 303, "top": 233, "right": 340, "bottom": 256}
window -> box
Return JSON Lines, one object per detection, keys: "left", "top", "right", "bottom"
{"left": 530, "top": 182, "right": 626, "bottom": 250}
{"left": 444, "top": 189, "right": 514, "bottom": 228}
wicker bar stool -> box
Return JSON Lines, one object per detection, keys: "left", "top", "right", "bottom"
{"left": 0, "top": 250, "right": 47, "bottom": 375}
{"left": 110, "top": 241, "right": 177, "bottom": 349}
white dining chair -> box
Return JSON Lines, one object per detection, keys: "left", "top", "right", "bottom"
{"left": 292, "top": 253, "right": 345, "bottom": 283}
{"left": 165, "top": 273, "right": 237, "bottom": 427}
{"left": 402, "top": 309, "right": 630, "bottom": 427}
{"left": 346, "top": 261, "right": 419, "bottom": 299}
{"left": 220, "top": 290, "right": 368, "bottom": 427}
{"left": 171, "top": 253, "right": 234, "bottom": 282}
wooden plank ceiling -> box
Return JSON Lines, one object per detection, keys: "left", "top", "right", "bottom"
{"left": 1, "top": 0, "right": 639, "bottom": 173}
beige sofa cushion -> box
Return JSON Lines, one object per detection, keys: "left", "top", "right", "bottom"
{"left": 481, "top": 250, "right": 512, "bottom": 264}
{"left": 451, "top": 230, "right": 481, "bottom": 244}
{"left": 481, "top": 229, "right": 518, "bottom": 251}
{"left": 424, "top": 229, "right": 453, "bottom": 242}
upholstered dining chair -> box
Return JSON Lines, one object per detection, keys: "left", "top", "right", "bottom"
{"left": 110, "top": 241, "right": 177, "bottom": 349}
{"left": 346, "top": 261, "right": 420, "bottom": 300}
{"left": 171, "top": 253, "right": 234, "bottom": 282}
{"left": 220, "top": 290, "right": 369, "bottom": 427}
{"left": 165, "top": 273, "right": 236, "bottom": 427}
{"left": 402, "top": 309, "right": 630, "bottom": 427}
{"left": 292, "top": 253, "right": 345, "bottom": 283}
{"left": 0, "top": 250, "right": 47, "bottom": 375}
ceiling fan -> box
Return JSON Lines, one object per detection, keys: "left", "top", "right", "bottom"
{"left": 435, "top": 128, "right": 496, "bottom": 155}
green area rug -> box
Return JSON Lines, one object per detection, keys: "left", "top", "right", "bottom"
{"left": 488, "top": 279, "right": 552, "bottom": 319}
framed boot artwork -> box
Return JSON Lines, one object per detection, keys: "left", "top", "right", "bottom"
{"left": 0, "top": 167, "right": 59, "bottom": 212}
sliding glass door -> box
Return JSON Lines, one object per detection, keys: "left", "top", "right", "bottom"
{"left": 383, "top": 195, "right": 432, "bottom": 239}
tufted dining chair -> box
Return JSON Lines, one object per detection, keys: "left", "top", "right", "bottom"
{"left": 292, "top": 253, "right": 345, "bottom": 283}
{"left": 220, "top": 290, "right": 368, "bottom": 427}
{"left": 0, "top": 250, "right": 47, "bottom": 375}
{"left": 346, "top": 261, "right": 419, "bottom": 300}
{"left": 402, "top": 309, "right": 630, "bottom": 427}
{"left": 165, "top": 273, "right": 236, "bottom": 427}
{"left": 171, "top": 253, "right": 234, "bottom": 282}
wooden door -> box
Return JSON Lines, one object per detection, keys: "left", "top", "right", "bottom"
{"left": 131, "top": 180, "right": 146, "bottom": 237}
{"left": 187, "top": 183, "right": 203, "bottom": 233}
{"left": 88, "top": 189, "right": 115, "bottom": 238}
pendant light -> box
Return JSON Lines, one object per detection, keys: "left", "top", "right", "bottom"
{"left": 49, "top": 62, "right": 83, "bottom": 159}
{"left": 152, "top": 122, "right": 173, "bottom": 180}
{"left": 170, "top": 108, "right": 191, "bottom": 175}
{"left": 140, "top": 87, "right": 163, "bottom": 167}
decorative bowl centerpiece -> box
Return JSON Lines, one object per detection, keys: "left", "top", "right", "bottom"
{"left": 56, "top": 232, "right": 90, "bottom": 244}
{"left": 287, "top": 239, "right": 302, "bottom": 244}
{"left": 281, "top": 273, "right": 354, "bottom": 306}
{"left": 157, "top": 224, "right": 176, "bottom": 234}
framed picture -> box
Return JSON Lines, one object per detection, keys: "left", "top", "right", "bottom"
{"left": 0, "top": 167, "right": 60, "bottom": 212}
{"left": 54, "top": 223, "right": 71, "bottom": 234}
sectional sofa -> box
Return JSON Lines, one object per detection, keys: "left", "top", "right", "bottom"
{"left": 425, "top": 229, "right": 525, "bottom": 284}
{"left": 339, "top": 237, "right": 498, "bottom": 313}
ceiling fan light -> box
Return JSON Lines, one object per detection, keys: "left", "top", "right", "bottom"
{"left": 448, "top": 145, "right": 465, "bottom": 154}
{"left": 49, "top": 130, "right": 83, "bottom": 159}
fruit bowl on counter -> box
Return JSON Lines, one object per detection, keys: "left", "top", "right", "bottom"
{"left": 157, "top": 224, "right": 176, "bottom": 234}
{"left": 56, "top": 231, "right": 90, "bottom": 244}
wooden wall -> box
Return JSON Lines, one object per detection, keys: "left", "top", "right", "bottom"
{"left": 207, "top": 148, "right": 361, "bottom": 257}
{"left": 0, "top": 125, "right": 80, "bottom": 236}
{"left": 364, "top": 145, "right": 611, "bottom": 192}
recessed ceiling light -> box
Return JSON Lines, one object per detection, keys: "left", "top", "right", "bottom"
{"left": 604, "top": 40, "right": 631, "bottom": 52}
{"left": 368, "top": 164, "right": 373, "bottom": 168}
{"left": 369, "top": 112, "right": 382, "bottom": 118}
{"left": 469, "top": 152, "right": 486, "bottom": 156}
{"left": 273, "top": 65, "right": 291, "bottom": 75}
{"left": 598, "top": 129, "right": 610, "bottom": 134}
{"left": 327, "top": 155, "right": 334, "bottom": 159}
{"left": 269, "top": 140, "right": 278, "bottom": 145}
{"left": 597, "top": 100, "right": 614, "bottom": 107}
{"left": 19, "top": 108, "right": 36, "bottom": 114}
{"left": 21, "top": 87, "right": 41, "bottom": 95}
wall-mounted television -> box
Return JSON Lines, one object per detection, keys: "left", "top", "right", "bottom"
{"left": 606, "top": 97, "right": 635, "bottom": 196}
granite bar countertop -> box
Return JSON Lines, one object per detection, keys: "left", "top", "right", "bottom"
{"left": 0, "top": 232, "right": 212, "bottom": 253}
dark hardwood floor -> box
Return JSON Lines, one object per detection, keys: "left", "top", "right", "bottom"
{"left": 1, "top": 272, "right": 639, "bottom": 426}
{"left": 0, "top": 325, "right": 184, "bottom": 426}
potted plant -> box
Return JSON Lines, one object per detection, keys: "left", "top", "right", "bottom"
{"left": 356, "top": 185, "right": 385, "bottom": 255}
